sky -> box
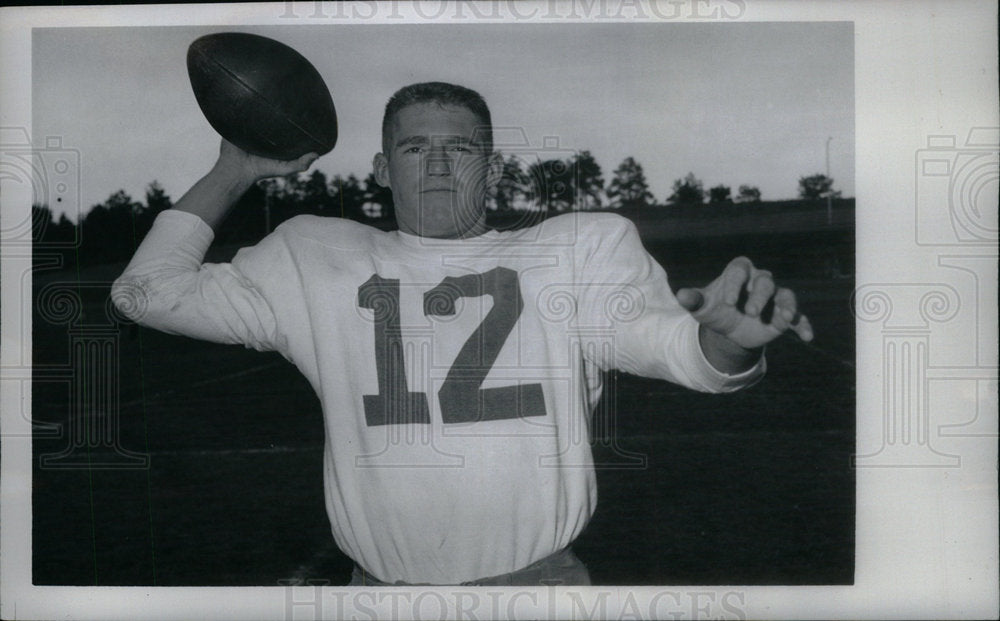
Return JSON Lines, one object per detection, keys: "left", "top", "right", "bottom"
{"left": 33, "top": 22, "right": 853, "bottom": 221}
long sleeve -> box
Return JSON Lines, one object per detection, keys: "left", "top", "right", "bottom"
{"left": 575, "top": 214, "right": 765, "bottom": 393}
{"left": 111, "top": 209, "right": 285, "bottom": 352}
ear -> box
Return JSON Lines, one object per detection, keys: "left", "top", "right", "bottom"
{"left": 485, "top": 151, "right": 504, "bottom": 192}
{"left": 372, "top": 153, "right": 390, "bottom": 188}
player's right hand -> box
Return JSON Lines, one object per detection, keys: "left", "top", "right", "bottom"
{"left": 216, "top": 138, "right": 318, "bottom": 183}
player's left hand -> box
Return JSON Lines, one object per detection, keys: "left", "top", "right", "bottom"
{"left": 676, "top": 256, "right": 814, "bottom": 350}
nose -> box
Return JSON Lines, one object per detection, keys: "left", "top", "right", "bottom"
{"left": 425, "top": 149, "right": 452, "bottom": 177}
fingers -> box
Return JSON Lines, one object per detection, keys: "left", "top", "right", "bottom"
{"left": 772, "top": 287, "right": 797, "bottom": 325}
{"left": 723, "top": 256, "right": 753, "bottom": 306}
{"left": 676, "top": 287, "right": 705, "bottom": 312}
{"left": 718, "top": 257, "right": 814, "bottom": 342}
{"left": 692, "top": 256, "right": 814, "bottom": 343}
{"left": 792, "top": 313, "right": 814, "bottom": 342}
{"left": 772, "top": 287, "right": 814, "bottom": 342}
{"left": 722, "top": 257, "right": 775, "bottom": 317}
{"left": 744, "top": 269, "right": 774, "bottom": 317}
{"left": 270, "top": 151, "right": 319, "bottom": 176}
{"left": 252, "top": 151, "right": 320, "bottom": 181}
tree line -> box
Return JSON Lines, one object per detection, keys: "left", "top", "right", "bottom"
{"left": 32, "top": 152, "right": 844, "bottom": 268}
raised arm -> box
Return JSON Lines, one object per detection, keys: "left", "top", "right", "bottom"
{"left": 175, "top": 140, "right": 317, "bottom": 230}
{"left": 110, "top": 141, "right": 317, "bottom": 348}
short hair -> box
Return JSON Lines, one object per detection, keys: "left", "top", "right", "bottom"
{"left": 381, "top": 82, "right": 493, "bottom": 154}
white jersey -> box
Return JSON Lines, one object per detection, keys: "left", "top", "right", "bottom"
{"left": 114, "top": 209, "right": 764, "bottom": 584}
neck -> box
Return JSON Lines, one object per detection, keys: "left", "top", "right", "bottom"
{"left": 403, "top": 214, "right": 490, "bottom": 239}
{"left": 451, "top": 216, "right": 489, "bottom": 239}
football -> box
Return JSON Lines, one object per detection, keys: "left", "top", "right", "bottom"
{"left": 187, "top": 32, "right": 338, "bottom": 160}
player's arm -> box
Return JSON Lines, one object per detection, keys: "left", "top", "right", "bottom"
{"left": 576, "top": 215, "right": 810, "bottom": 393}
{"left": 110, "top": 140, "right": 316, "bottom": 348}
{"left": 176, "top": 139, "right": 317, "bottom": 230}
{"left": 676, "top": 257, "right": 814, "bottom": 374}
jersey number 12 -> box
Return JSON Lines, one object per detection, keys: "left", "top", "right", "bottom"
{"left": 357, "top": 267, "right": 546, "bottom": 426}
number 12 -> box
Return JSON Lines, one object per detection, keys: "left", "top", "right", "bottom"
{"left": 357, "top": 267, "right": 546, "bottom": 426}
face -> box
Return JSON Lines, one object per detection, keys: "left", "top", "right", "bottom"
{"left": 374, "top": 102, "right": 502, "bottom": 239}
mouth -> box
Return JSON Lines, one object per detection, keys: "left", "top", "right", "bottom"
{"left": 420, "top": 188, "right": 456, "bottom": 193}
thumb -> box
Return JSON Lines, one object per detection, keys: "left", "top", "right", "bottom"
{"left": 291, "top": 151, "right": 319, "bottom": 172}
{"left": 676, "top": 288, "right": 705, "bottom": 313}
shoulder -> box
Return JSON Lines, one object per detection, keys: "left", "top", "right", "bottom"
{"left": 233, "top": 216, "right": 384, "bottom": 273}
{"left": 509, "top": 211, "right": 637, "bottom": 244}
{"left": 576, "top": 211, "right": 637, "bottom": 235}
{"left": 276, "top": 214, "right": 378, "bottom": 238}
{"left": 272, "top": 215, "right": 384, "bottom": 251}
{"left": 529, "top": 211, "right": 640, "bottom": 247}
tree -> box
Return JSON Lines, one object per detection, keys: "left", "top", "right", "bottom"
{"left": 104, "top": 189, "right": 144, "bottom": 218}
{"left": 145, "top": 181, "right": 172, "bottom": 215}
{"left": 31, "top": 204, "right": 79, "bottom": 267}
{"left": 132, "top": 181, "right": 173, "bottom": 239}
{"left": 300, "top": 169, "right": 331, "bottom": 214}
{"left": 708, "top": 184, "right": 731, "bottom": 204}
{"left": 606, "top": 157, "right": 655, "bottom": 210}
{"left": 216, "top": 181, "right": 267, "bottom": 245}
{"left": 262, "top": 176, "right": 301, "bottom": 229}
{"left": 798, "top": 174, "right": 840, "bottom": 200}
{"left": 31, "top": 203, "right": 55, "bottom": 244}
{"left": 363, "top": 172, "right": 394, "bottom": 221}
{"left": 571, "top": 150, "right": 605, "bottom": 210}
{"left": 527, "top": 158, "right": 575, "bottom": 212}
{"left": 492, "top": 155, "right": 533, "bottom": 212}
{"left": 736, "top": 185, "right": 762, "bottom": 203}
{"left": 326, "top": 174, "right": 367, "bottom": 221}
{"left": 667, "top": 172, "right": 705, "bottom": 206}
{"left": 79, "top": 190, "right": 144, "bottom": 264}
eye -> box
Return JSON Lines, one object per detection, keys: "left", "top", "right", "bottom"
{"left": 403, "top": 146, "right": 424, "bottom": 154}
{"left": 449, "top": 145, "right": 471, "bottom": 153}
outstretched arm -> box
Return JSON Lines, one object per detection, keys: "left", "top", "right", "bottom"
{"left": 676, "top": 256, "right": 814, "bottom": 374}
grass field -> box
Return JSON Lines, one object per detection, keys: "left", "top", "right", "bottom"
{"left": 31, "top": 216, "right": 855, "bottom": 586}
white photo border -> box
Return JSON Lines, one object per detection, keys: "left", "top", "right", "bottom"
{"left": 2, "top": 1, "right": 997, "bottom": 619}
